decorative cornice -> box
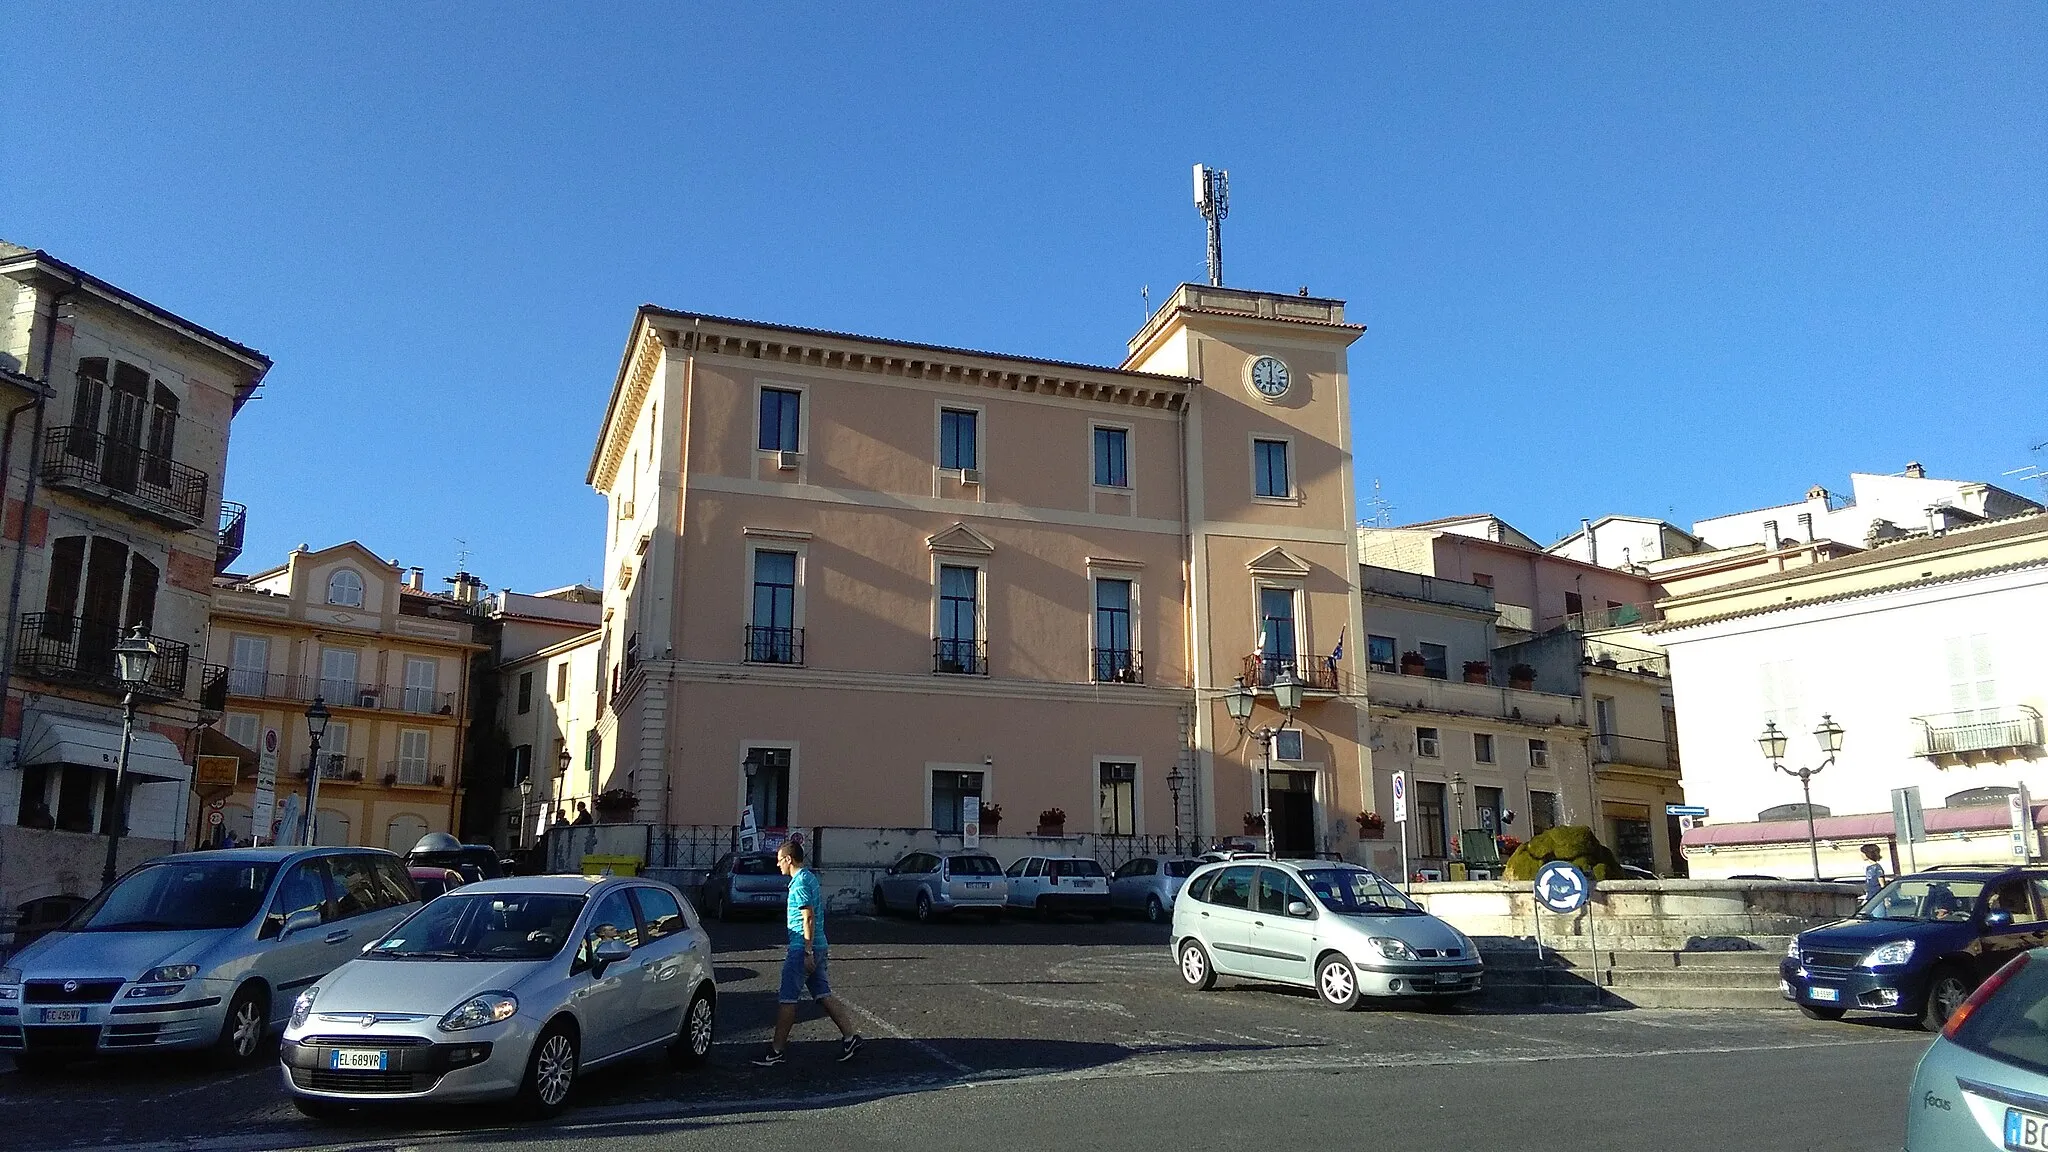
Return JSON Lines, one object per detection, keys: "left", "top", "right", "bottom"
{"left": 927, "top": 522, "right": 996, "bottom": 557}
{"left": 743, "top": 526, "right": 815, "bottom": 542}
{"left": 591, "top": 328, "right": 664, "bottom": 491}
{"left": 623, "top": 657, "right": 1194, "bottom": 707}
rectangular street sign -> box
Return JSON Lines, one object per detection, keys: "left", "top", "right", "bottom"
{"left": 963, "top": 797, "right": 981, "bottom": 848}
{"left": 1665, "top": 804, "right": 1708, "bottom": 817}
{"left": 1391, "top": 771, "right": 1408, "bottom": 823}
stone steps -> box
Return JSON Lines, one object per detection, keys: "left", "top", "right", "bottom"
{"left": 1472, "top": 939, "right": 1793, "bottom": 1010}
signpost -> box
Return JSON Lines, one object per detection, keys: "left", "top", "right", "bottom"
{"left": 1391, "top": 772, "right": 1409, "bottom": 890}
{"left": 962, "top": 797, "right": 981, "bottom": 848}
{"left": 1891, "top": 786, "right": 1925, "bottom": 875}
{"left": 2010, "top": 785, "right": 2036, "bottom": 861}
{"left": 1532, "top": 860, "right": 1595, "bottom": 1002}
{"left": 1664, "top": 804, "right": 1708, "bottom": 818}
{"left": 251, "top": 727, "right": 280, "bottom": 847}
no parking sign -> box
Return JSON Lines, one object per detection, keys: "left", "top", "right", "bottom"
{"left": 1390, "top": 772, "right": 1407, "bottom": 823}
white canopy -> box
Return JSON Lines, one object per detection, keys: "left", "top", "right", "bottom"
{"left": 18, "top": 713, "right": 190, "bottom": 783}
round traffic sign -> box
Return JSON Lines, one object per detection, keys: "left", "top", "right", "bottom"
{"left": 206, "top": 809, "right": 224, "bottom": 827}
{"left": 1391, "top": 775, "right": 1405, "bottom": 805}
{"left": 1533, "top": 860, "right": 1592, "bottom": 914}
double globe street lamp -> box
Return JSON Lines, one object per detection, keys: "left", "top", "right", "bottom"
{"left": 1224, "top": 666, "right": 1305, "bottom": 857}
{"left": 1758, "top": 713, "right": 1847, "bottom": 881}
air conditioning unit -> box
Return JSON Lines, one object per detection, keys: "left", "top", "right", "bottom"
{"left": 776, "top": 450, "right": 802, "bottom": 471}
{"left": 1417, "top": 733, "right": 1440, "bottom": 758}
{"left": 617, "top": 500, "right": 634, "bottom": 519}
{"left": 357, "top": 690, "right": 380, "bottom": 708}
{"left": 959, "top": 468, "right": 981, "bottom": 486}
{"left": 1274, "top": 728, "right": 1304, "bottom": 761}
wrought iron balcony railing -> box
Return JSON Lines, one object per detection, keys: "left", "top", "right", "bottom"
{"left": 1593, "top": 733, "right": 1680, "bottom": 773}
{"left": 933, "top": 637, "right": 986, "bottom": 676}
{"left": 217, "top": 501, "right": 247, "bottom": 572}
{"left": 384, "top": 760, "right": 449, "bottom": 787}
{"left": 1243, "top": 652, "right": 1341, "bottom": 693}
{"left": 1913, "top": 707, "right": 2044, "bottom": 759}
{"left": 15, "top": 613, "right": 191, "bottom": 697}
{"left": 1092, "top": 647, "right": 1143, "bottom": 684}
{"left": 41, "top": 427, "right": 208, "bottom": 529}
{"left": 221, "top": 669, "right": 455, "bottom": 714}
{"left": 744, "top": 625, "right": 805, "bottom": 665}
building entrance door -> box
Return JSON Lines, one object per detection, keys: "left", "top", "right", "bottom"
{"left": 1270, "top": 770, "right": 1317, "bottom": 857}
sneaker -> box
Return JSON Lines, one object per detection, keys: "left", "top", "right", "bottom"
{"left": 751, "top": 1048, "right": 787, "bottom": 1068}
{"left": 838, "top": 1033, "right": 864, "bottom": 1062}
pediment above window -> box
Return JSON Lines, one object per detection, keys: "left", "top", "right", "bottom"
{"left": 927, "top": 523, "right": 995, "bottom": 557}
{"left": 1246, "top": 546, "right": 1312, "bottom": 578}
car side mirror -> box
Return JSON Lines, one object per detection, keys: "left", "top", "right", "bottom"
{"left": 277, "top": 908, "right": 322, "bottom": 940}
{"left": 1987, "top": 910, "right": 2015, "bottom": 930}
{"left": 591, "top": 937, "right": 632, "bottom": 975}
{"left": 1287, "top": 900, "right": 1313, "bottom": 918}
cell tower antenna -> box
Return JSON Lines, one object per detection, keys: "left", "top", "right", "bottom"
{"left": 1193, "top": 164, "right": 1229, "bottom": 287}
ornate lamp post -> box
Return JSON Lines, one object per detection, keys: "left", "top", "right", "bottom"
{"left": 1223, "top": 668, "right": 1304, "bottom": 856}
{"left": 101, "top": 626, "right": 165, "bottom": 887}
{"left": 518, "top": 774, "right": 534, "bottom": 849}
{"left": 300, "top": 698, "right": 330, "bottom": 845}
{"left": 1759, "top": 714, "right": 1846, "bottom": 881}
{"left": 1450, "top": 773, "right": 1468, "bottom": 862}
{"left": 1166, "top": 763, "right": 1186, "bottom": 851}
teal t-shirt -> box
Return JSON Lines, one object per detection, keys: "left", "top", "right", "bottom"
{"left": 786, "top": 867, "right": 825, "bottom": 949}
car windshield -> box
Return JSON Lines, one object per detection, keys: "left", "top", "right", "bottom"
{"left": 1298, "top": 868, "right": 1422, "bottom": 915}
{"left": 369, "top": 893, "right": 586, "bottom": 960}
{"left": 72, "top": 859, "right": 279, "bottom": 931}
{"left": 1858, "top": 877, "right": 1987, "bottom": 922}
{"left": 1951, "top": 956, "right": 2048, "bottom": 1077}
{"left": 1051, "top": 859, "right": 1105, "bottom": 878}
{"left": 734, "top": 856, "right": 780, "bottom": 876}
{"left": 947, "top": 855, "right": 1003, "bottom": 876}
{"left": 1165, "top": 860, "right": 1199, "bottom": 878}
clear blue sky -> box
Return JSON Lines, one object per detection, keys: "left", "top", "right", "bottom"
{"left": 6, "top": 4, "right": 2043, "bottom": 593}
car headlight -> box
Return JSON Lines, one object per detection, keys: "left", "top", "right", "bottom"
{"left": 1860, "top": 940, "right": 1915, "bottom": 967}
{"left": 1369, "top": 937, "right": 1418, "bottom": 961}
{"left": 439, "top": 992, "right": 519, "bottom": 1032}
{"left": 289, "top": 986, "right": 319, "bottom": 1031}
{"left": 0, "top": 967, "right": 18, "bottom": 1001}
{"left": 139, "top": 964, "right": 200, "bottom": 984}
{"left": 1786, "top": 938, "right": 1802, "bottom": 959}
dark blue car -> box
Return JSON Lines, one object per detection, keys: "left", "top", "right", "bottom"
{"left": 1781, "top": 867, "right": 2048, "bottom": 1030}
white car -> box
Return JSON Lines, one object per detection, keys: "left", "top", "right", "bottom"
{"left": 280, "top": 875, "right": 715, "bottom": 1119}
{"left": 1172, "top": 860, "right": 1483, "bottom": 1009}
{"left": 1004, "top": 856, "right": 1110, "bottom": 920}
{"left": 1109, "top": 855, "right": 1202, "bottom": 924}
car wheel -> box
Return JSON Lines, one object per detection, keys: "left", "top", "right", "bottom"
{"left": 293, "top": 1095, "right": 349, "bottom": 1120}
{"left": 1317, "top": 954, "right": 1362, "bottom": 1011}
{"left": 915, "top": 891, "right": 935, "bottom": 923}
{"left": 872, "top": 885, "right": 889, "bottom": 916}
{"left": 672, "top": 988, "right": 715, "bottom": 1066}
{"left": 1923, "top": 965, "right": 1973, "bottom": 1032}
{"left": 519, "top": 1022, "right": 579, "bottom": 1118}
{"left": 1799, "top": 1004, "right": 1847, "bottom": 1021}
{"left": 213, "top": 985, "right": 270, "bottom": 1066}
{"left": 1179, "top": 939, "right": 1216, "bottom": 991}
{"left": 1145, "top": 895, "right": 1166, "bottom": 924}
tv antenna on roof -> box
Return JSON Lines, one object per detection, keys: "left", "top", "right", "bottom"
{"left": 1193, "top": 165, "right": 1229, "bottom": 286}
{"left": 1365, "top": 478, "right": 1395, "bottom": 528}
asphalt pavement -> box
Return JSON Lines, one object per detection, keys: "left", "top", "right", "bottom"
{"left": 0, "top": 913, "right": 1933, "bottom": 1152}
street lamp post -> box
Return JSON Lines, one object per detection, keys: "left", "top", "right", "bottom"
{"left": 518, "top": 774, "right": 534, "bottom": 849}
{"left": 1759, "top": 714, "right": 1846, "bottom": 881}
{"left": 1166, "top": 764, "right": 1186, "bottom": 853}
{"left": 102, "top": 626, "right": 165, "bottom": 887}
{"left": 1450, "top": 773, "right": 1467, "bottom": 863}
{"left": 301, "top": 698, "right": 330, "bottom": 845}
{"left": 1224, "top": 668, "right": 1304, "bottom": 857}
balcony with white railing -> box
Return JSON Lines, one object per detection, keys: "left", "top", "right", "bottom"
{"left": 1913, "top": 707, "right": 2044, "bottom": 761}
{"left": 1365, "top": 671, "right": 1584, "bottom": 727}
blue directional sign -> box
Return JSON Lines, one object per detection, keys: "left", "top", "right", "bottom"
{"left": 1533, "top": 861, "right": 1592, "bottom": 914}
{"left": 1665, "top": 804, "right": 1709, "bottom": 817}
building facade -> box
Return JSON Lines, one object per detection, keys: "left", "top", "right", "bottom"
{"left": 581, "top": 285, "right": 1371, "bottom": 855}
{"left": 207, "top": 544, "right": 480, "bottom": 852}
{"left": 0, "top": 242, "right": 269, "bottom": 930}
{"left": 472, "top": 586, "right": 602, "bottom": 848}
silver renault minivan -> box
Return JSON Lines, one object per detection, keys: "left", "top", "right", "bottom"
{"left": 0, "top": 846, "right": 418, "bottom": 1071}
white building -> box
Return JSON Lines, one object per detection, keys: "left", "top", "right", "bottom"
{"left": 1693, "top": 463, "right": 2040, "bottom": 552}
{"left": 1546, "top": 515, "right": 1708, "bottom": 571}
{"left": 1653, "top": 513, "right": 2048, "bottom": 878}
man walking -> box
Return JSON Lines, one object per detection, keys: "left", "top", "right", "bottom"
{"left": 753, "top": 837, "right": 862, "bottom": 1066}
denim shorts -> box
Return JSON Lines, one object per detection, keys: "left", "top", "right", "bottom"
{"left": 779, "top": 946, "right": 832, "bottom": 1004}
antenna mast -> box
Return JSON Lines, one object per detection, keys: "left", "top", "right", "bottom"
{"left": 1193, "top": 164, "right": 1229, "bottom": 286}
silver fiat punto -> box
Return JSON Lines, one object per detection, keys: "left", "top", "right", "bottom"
{"left": 280, "top": 874, "right": 715, "bottom": 1119}
{"left": 0, "top": 846, "right": 418, "bottom": 1071}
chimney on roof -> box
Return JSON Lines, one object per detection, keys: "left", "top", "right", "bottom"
{"left": 407, "top": 567, "right": 425, "bottom": 592}
{"left": 1905, "top": 461, "right": 1926, "bottom": 479}
{"left": 1806, "top": 485, "right": 1829, "bottom": 501}
{"left": 1764, "top": 519, "right": 1781, "bottom": 550}
{"left": 1581, "top": 518, "right": 1596, "bottom": 566}
{"left": 1797, "top": 512, "right": 1814, "bottom": 543}
{"left": 445, "top": 570, "right": 481, "bottom": 605}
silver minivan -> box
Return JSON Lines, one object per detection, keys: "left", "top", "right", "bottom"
{"left": 0, "top": 846, "right": 418, "bottom": 1070}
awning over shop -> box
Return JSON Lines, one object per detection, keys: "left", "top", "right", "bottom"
{"left": 196, "top": 726, "right": 260, "bottom": 774}
{"left": 18, "top": 713, "right": 190, "bottom": 783}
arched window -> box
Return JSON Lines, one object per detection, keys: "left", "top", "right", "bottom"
{"left": 386, "top": 813, "right": 429, "bottom": 854}
{"left": 316, "top": 808, "right": 350, "bottom": 845}
{"left": 327, "top": 569, "right": 364, "bottom": 607}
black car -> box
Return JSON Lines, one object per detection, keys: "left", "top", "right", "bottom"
{"left": 1781, "top": 866, "right": 2048, "bottom": 1030}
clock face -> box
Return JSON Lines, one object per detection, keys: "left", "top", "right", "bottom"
{"left": 1248, "top": 355, "right": 1290, "bottom": 399}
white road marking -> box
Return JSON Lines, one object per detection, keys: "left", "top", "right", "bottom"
{"left": 974, "top": 983, "right": 1133, "bottom": 1017}
{"left": 834, "top": 995, "right": 973, "bottom": 1076}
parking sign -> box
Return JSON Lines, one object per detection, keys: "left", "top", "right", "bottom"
{"left": 1391, "top": 772, "right": 1407, "bottom": 823}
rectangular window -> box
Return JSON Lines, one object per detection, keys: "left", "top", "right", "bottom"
{"left": 1414, "top": 781, "right": 1448, "bottom": 858}
{"left": 403, "top": 656, "right": 439, "bottom": 713}
{"left": 1093, "top": 426, "right": 1129, "bottom": 488}
{"left": 758, "top": 388, "right": 801, "bottom": 452}
{"left": 931, "top": 770, "right": 983, "bottom": 834}
{"left": 1564, "top": 591, "right": 1584, "bottom": 619}
{"left": 319, "top": 720, "right": 350, "bottom": 780}
{"left": 509, "top": 744, "right": 532, "bottom": 786}
{"left": 1093, "top": 578, "right": 1135, "bottom": 682}
{"left": 517, "top": 671, "right": 533, "bottom": 715}
{"left": 229, "top": 634, "right": 269, "bottom": 696}
{"left": 1099, "top": 761, "right": 1137, "bottom": 835}
{"left": 320, "top": 647, "right": 360, "bottom": 703}
{"left": 1530, "top": 790, "right": 1560, "bottom": 834}
{"left": 1947, "top": 635, "right": 1997, "bottom": 721}
{"left": 1594, "top": 695, "right": 1617, "bottom": 760}
{"left": 555, "top": 662, "right": 569, "bottom": 702}
{"left": 940, "top": 408, "right": 978, "bottom": 470}
{"left": 397, "top": 729, "right": 431, "bottom": 785}
{"left": 749, "top": 550, "right": 799, "bottom": 663}
{"left": 1419, "top": 642, "right": 1448, "bottom": 679}
{"left": 225, "top": 713, "right": 259, "bottom": 754}
{"left": 937, "top": 565, "right": 981, "bottom": 674}
{"left": 1253, "top": 439, "right": 1291, "bottom": 498}
{"left": 1471, "top": 573, "right": 1494, "bottom": 589}
{"left": 1528, "top": 738, "right": 1549, "bottom": 768}
{"left": 1416, "top": 726, "right": 1441, "bottom": 759}
{"left": 745, "top": 747, "right": 792, "bottom": 827}
{"left": 1474, "top": 733, "right": 1495, "bottom": 764}
{"left": 1367, "top": 634, "right": 1397, "bottom": 674}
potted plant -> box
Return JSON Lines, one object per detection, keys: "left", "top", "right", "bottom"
{"left": 431, "top": 772, "right": 447, "bottom": 787}
{"left": 595, "top": 787, "right": 638, "bottom": 822}
{"left": 1508, "top": 663, "right": 1536, "bottom": 690}
{"left": 1497, "top": 834, "right": 1523, "bottom": 858}
{"left": 345, "top": 768, "right": 363, "bottom": 783}
{"left": 1399, "top": 650, "right": 1428, "bottom": 676}
{"left": 1357, "top": 810, "right": 1386, "bottom": 839}
{"left": 382, "top": 771, "right": 398, "bottom": 787}
{"left": 1462, "top": 660, "right": 1490, "bottom": 684}
{"left": 1242, "top": 812, "right": 1266, "bottom": 836}
{"left": 979, "top": 802, "right": 1003, "bottom": 834}
{"left": 1036, "top": 807, "right": 1066, "bottom": 836}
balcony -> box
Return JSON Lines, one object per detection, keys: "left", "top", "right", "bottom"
{"left": 1243, "top": 653, "right": 1341, "bottom": 695}
{"left": 934, "top": 637, "right": 986, "bottom": 676}
{"left": 1565, "top": 601, "right": 1663, "bottom": 632}
{"left": 221, "top": 670, "right": 455, "bottom": 715}
{"left": 301, "top": 754, "right": 365, "bottom": 783}
{"left": 1914, "top": 707, "right": 2044, "bottom": 761}
{"left": 744, "top": 625, "right": 805, "bottom": 666}
{"left": 200, "top": 663, "right": 229, "bottom": 713}
{"left": 217, "top": 501, "right": 246, "bottom": 573}
{"left": 1593, "top": 733, "right": 1680, "bottom": 773}
{"left": 383, "top": 760, "right": 448, "bottom": 788}
{"left": 1092, "top": 647, "right": 1144, "bottom": 685}
{"left": 1584, "top": 640, "right": 1670, "bottom": 678}
{"left": 1364, "top": 671, "right": 1584, "bottom": 727}
{"left": 15, "top": 614, "right": 191, "bottom": 698}
{"left": 41, "top": 427, "right": 208, "bottom": 529}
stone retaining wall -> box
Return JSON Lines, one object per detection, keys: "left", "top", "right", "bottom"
{"left": 1410, "top": 879, "right": 1861, "bottom": 949}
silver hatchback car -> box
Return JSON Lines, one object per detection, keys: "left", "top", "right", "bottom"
{"left": 280, "top": 874, "right": 715, "bottom": 1118}
{"left": 0, "top": 847, "right": 418, "bottom": 1071}
{"left": 1172, "top": 860, "right": 1483, "bottom": 1009}
{"left": 1907, "top": 948, "right": 2048, "bottom": 1151}
{"left": 874, "top": 850, "right": 1007, "bottom": 922}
